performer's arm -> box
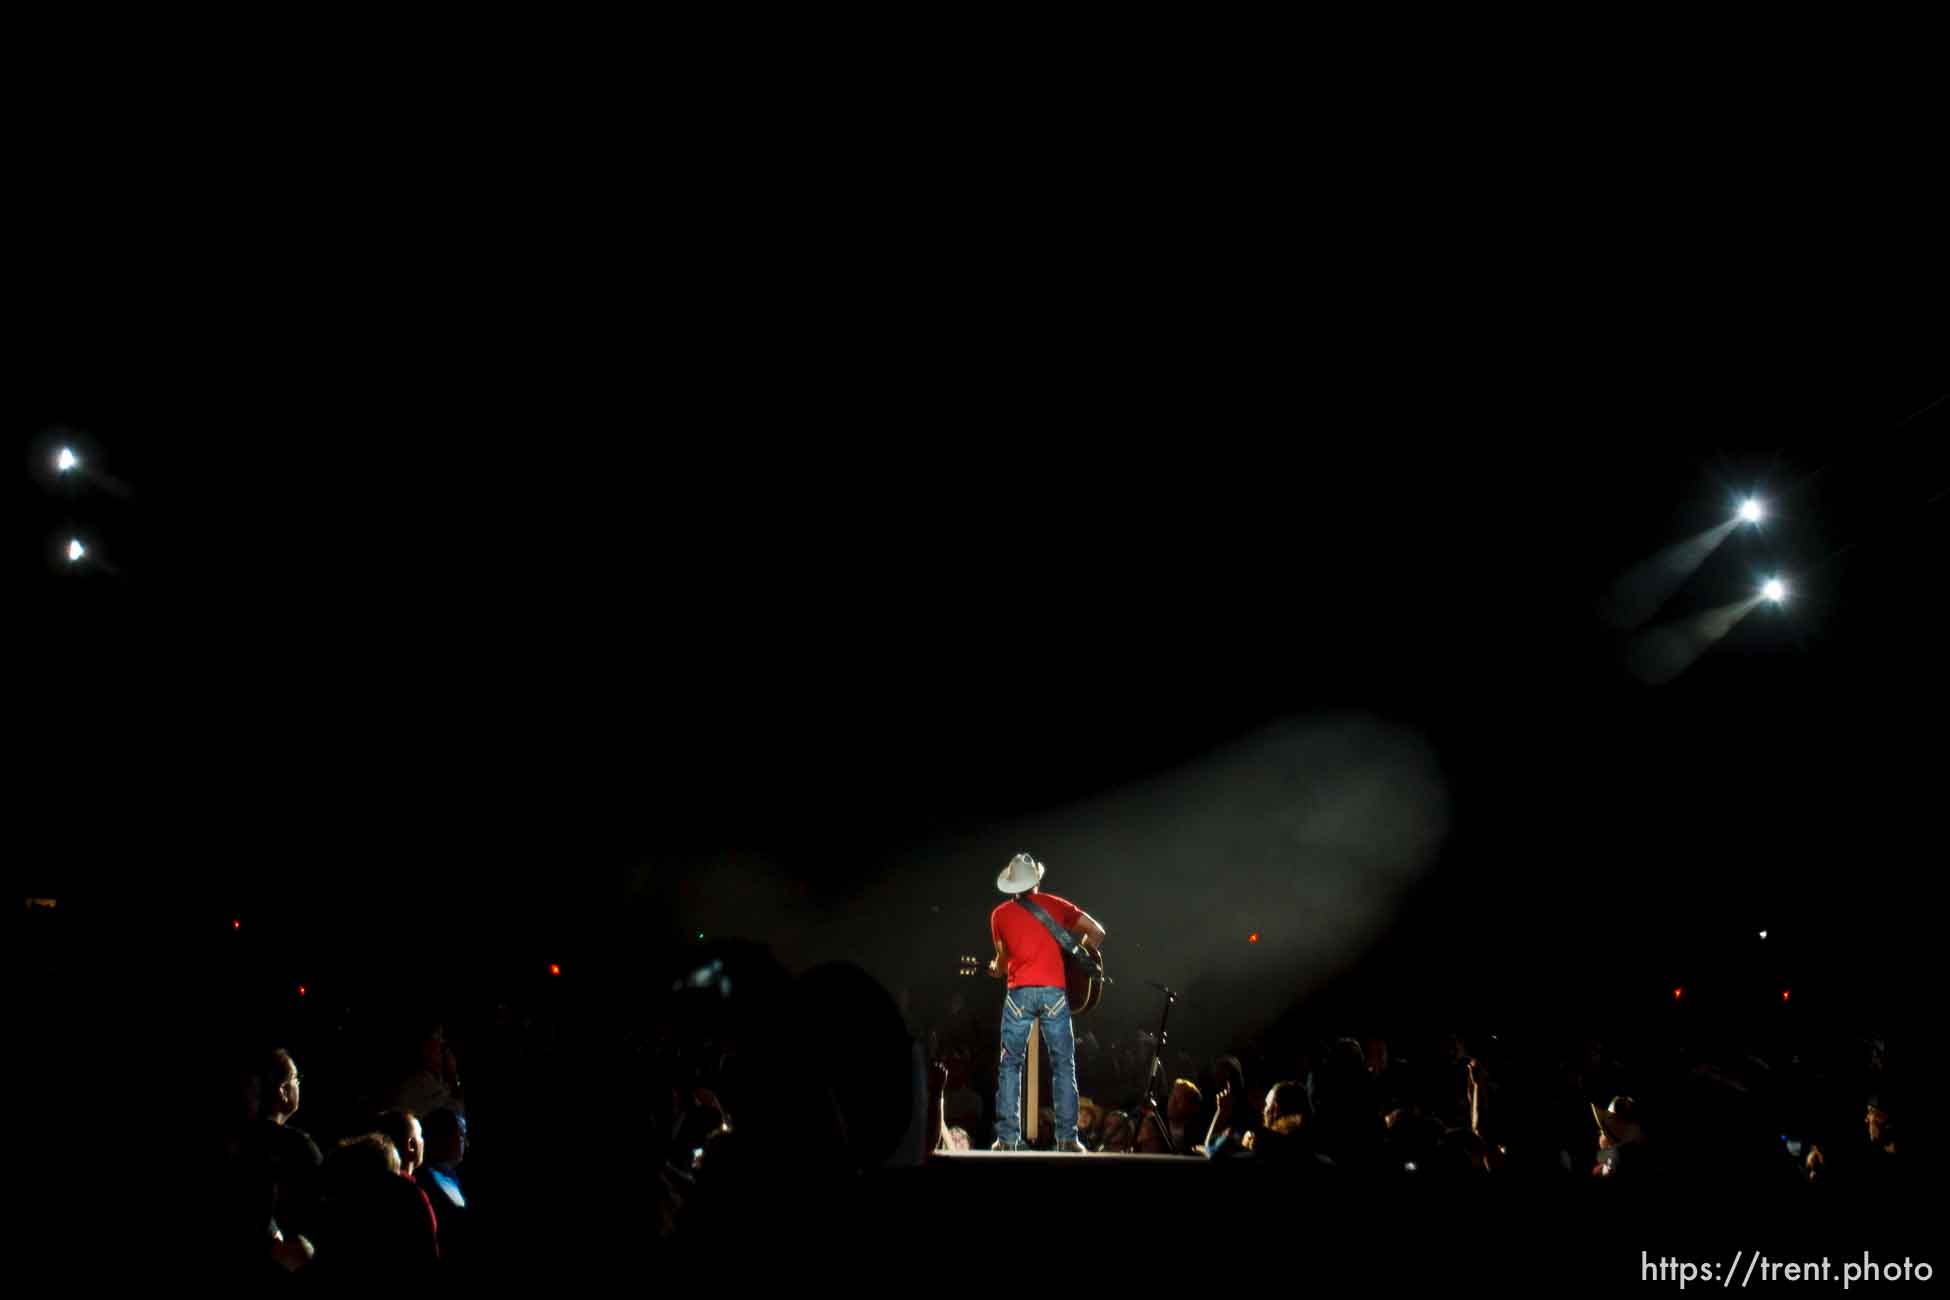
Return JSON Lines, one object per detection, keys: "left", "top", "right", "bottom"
{"left": 1072, "top": 910, "right": 1108, "bottom": 951}
{"left": 987, "top": 934, "right": 1007, "bottom": 978}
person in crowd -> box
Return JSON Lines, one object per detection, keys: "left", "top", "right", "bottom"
{"left": 259, "top": 1047, "right": 324, "bottom": 1249}
{"left": 316, "top": 1133, "right": 439, "bottom": 1278}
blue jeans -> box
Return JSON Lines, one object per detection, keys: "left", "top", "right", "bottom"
{"left": 993, "top": 985, "right": 1078, "bottom": 1147}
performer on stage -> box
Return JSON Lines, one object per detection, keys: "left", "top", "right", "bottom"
{"left": 987, "top": 852, "right": 1107, "bottom": 1152}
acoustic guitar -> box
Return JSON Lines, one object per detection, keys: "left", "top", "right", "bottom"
{"left": 957, "top": 940, "right": 1107, "bottom": 1015}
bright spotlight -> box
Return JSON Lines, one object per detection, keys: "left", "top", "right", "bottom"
{"left": 56, "top": 447, "right": 80, "bottom": 473}
{"left": 67, "top": 538, "right": 86, "bottom": 562}
{"left": 1739, "top": 499, "right": 1764, "bottom": 524}
{"left": 1762, "top": 579, "right": 1786, "bottom": 603}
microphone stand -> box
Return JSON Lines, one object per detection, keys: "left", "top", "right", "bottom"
{"left": 1129, "top": 981, "right": 1178, "bottom": 1154}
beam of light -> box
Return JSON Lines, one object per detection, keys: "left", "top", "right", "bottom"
{"left": 940, "top": 715, "right": 1450, "bottom": 1016}
{"left": 67, "top": 538, "right": 86, "bottom": 562}
{"left": 1763, "top": 579, "right": 1787, "bottom": 603}
{"left": 1622, "top": 593, "right": 1771, "bottom": 684}
{"left": 1597, "top": 518, "right": 1742, "bottom": 631}
{"left": 56, "top": 447, "right": 79, "bottom": 473}
{"left": 687, "top": 714, "right": 1450, "bottom": 1048}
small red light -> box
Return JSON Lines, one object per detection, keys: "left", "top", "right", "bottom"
{"left": 1781, "top": 989, "right": 1790, "bottom": 1002}
{"left": 549, "top": 963, "right": 562, "bottom": 976}
{"left": 1672, "top": 987, "right": 1684, "bottom": 1001}
{"left": 233, "top": 920, "right": 241, "bottom": 930}
{"left": 298, "top": 985, "right": 307, "bottom": 997}
{"left": 1248, "top": 933, "right": 1259, "bottom": 943}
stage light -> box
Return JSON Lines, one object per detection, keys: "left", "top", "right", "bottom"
{"left": 233, "top": 920, "right": 241, "bottom": 930}
{"left": 67, "top": 538, "right": 86, "bottom": 562}
{"left": 298, "top": 985, "right": 307, "bottom": 997}
{"left": 1762, "top": 579, "right": 1786, "bottom": 603}
{"left": 1248, "top": 932, "right": 1259, "bottom": 944}
{"left": 1781, "top": 989, "right": 1791, "bottom": 1003}
{"left": 1672, "top": 987, "right": 1684, "bottom": 1001}
{"left": 1739, "top": 499, "right": 1764, "bottom": 524}
{"left": 549, "top": 963, "right": 561, "bottom": 976}
{"left": 56, "top": 447, "right": 79, "bottom": 473}
{"left": 1759, "top": 930, "right": 1768, "bottom": 940}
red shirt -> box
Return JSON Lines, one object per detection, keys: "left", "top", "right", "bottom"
{"left": 991, "top": 891, "right": 1084, "bottom": 989}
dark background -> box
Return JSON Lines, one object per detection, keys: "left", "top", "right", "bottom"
{"left": 11, "top": 134, "right": 1947, "bottom": 1066}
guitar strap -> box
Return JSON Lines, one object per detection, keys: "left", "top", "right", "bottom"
{"left": 1014, "top": 895, "right": 1085, "bottom": 960}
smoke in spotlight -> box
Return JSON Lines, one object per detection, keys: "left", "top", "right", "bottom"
{"left": 927, "top": 714, "right": 1449, "bottom": 998}
{"left": 1598, "top": 518, "right": 1742, "bottom": 631}
{"left": 1622, "top": 595, "right": 1770, "bottom": 684}
{"left": 639, "top": 717, "right": 1452, "bottom": 1051}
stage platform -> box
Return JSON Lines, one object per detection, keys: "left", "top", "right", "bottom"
{"left": 932, "top": 1149, "right": 1194, "bottom": 1163}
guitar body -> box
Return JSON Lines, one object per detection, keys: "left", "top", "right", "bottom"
{"left": 1066, "top": 945, "right": 1106, "bottom": 1016}
{"left": 959, "top": 946, "right": 1106, "bottom": 1016}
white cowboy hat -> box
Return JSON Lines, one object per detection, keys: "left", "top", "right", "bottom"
{"left": 996, "top": 852, "right": 1045, "bottom": 894}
